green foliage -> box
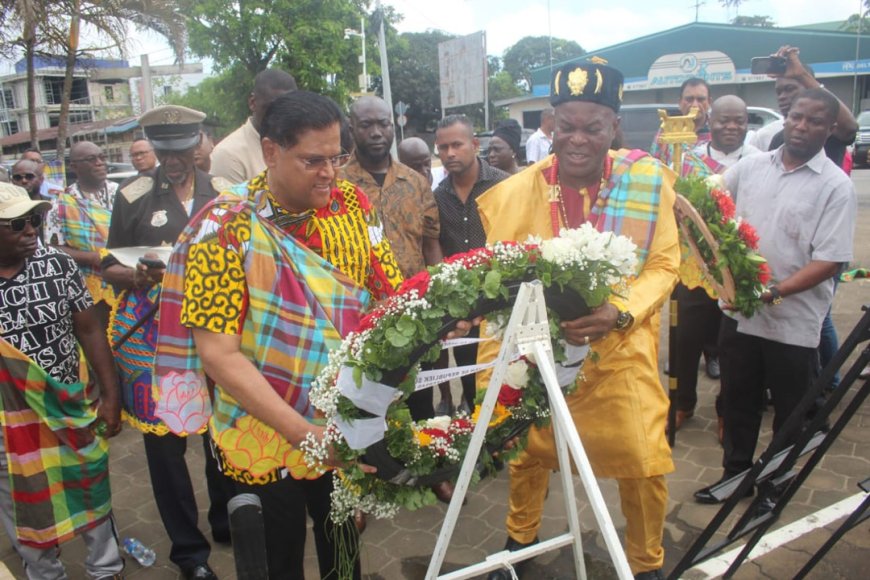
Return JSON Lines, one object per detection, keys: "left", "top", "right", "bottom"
{"left": 382, "top": 30, "right": 456, "bottom": 132}
{"left": 503, "top": 36, "right": 585, "bottom": 91}
{"left": 165, "top": 65, "right": 252, "bottom": 135}
{"left": 181, "top": 0, "right": 373, "bottom": 107}
{"left": 731, "top": 15, "right": 775, "bottom": 27}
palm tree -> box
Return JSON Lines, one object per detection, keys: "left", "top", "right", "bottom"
{"left": 1, "top": 1, "right": 187, "bottom": 158}
{"left": 53, "top": 0, "right": 188, "bottom": 161}
{"left": 1, "top": 1, "right": 45, "bottom": 147}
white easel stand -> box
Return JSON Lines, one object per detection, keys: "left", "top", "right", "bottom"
{"left": 424, "top": 281, "right": 634, "bottom": 580}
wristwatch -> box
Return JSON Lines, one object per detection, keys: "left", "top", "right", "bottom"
{"left": 615, "top": 309, "right": 634, "bottom": 331}
{"left": 766, "top": 286, "right": 783, "bottom": 305}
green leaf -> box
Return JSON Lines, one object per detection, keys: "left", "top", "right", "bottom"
{"left": 385, "top": 328, "right": 411, "bottom": 347}
{"left": 483, "top": 270, "right": 502, "bottom": 298}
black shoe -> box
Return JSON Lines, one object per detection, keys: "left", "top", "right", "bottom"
{"left": 635, "top": 569, "right": 665, "bottom": 580}
{"left": 486, "top": 537, "right": 539, "bottom": 580}
{"left": 752, "top": 496, "right": 778, "bottom": 518}
{"left": 694, "top": 478, "right": 754, "bottom": 504}
{"left": 183, "top": 564, "right": 218, "bottom": 580}
{"left": 705, "top": 357, "right": 720, "bottom": 379}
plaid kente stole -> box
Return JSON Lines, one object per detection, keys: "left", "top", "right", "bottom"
{"left": 154, "top": 185, "right": 370, "bottom": 480}
{"left": 589, "top": 149, "right": 664, "bottom": 268}
{"left": 53, "top": 193, "right": 114, "bottom": 306}
{"left": 0, "top": 339, "right": 111, "bottom": 548}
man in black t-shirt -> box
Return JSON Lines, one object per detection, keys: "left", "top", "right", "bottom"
{"left": 0, "top": 182, "right": 122, "bottom": 578}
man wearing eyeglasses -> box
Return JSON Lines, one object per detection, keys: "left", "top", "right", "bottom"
{"left": 130, "top": 138, "right": 158, "bottom": 174}
{"left": 44, "top": 142, "right": 118, "bottom": 325}
{"left": 154, "top": 91, "right": 405, "bottom": 579}
{"left": 0, "top": 182, "right": 124, "bottom": 579}
{"left": 100, "top": 105, "right": 234, "bottom": 580}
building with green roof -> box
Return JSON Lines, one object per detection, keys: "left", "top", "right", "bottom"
{"left": 501, "top": 21, "right": 870, "bottom": 129}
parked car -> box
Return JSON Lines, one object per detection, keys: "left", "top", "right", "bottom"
{"left": 617, "top": 104, "right": 680, "bottom": 150}
{"left": 852, "top": 111, "right": 870, "bottom": 168}
{"left": 746, "top": 106, "right": 782, "bottom": 132}
{"left": 617, "top": 104, "right": 782, "bottom": 151}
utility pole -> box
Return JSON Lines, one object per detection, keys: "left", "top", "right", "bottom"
{"left": 376, "top": 1, "right": 397, "bottom": 159}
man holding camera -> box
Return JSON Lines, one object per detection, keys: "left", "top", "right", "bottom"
{"left": 749, "top": 45, "right": 857, "bottom": 165}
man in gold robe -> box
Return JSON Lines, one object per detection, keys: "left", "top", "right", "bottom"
{"left": 477, "top": 61, "right": 680, "bottom": 580}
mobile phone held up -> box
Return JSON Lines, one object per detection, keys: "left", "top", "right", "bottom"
{"left": 138, "top": 256, "right": 166, "bottom": 269}
{"left": 751, "top": 56, "right": 787, "bottom": 75}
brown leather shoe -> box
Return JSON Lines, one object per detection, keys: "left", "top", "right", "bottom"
{"left": 674, "top": 409, "right": 694, "bottom": 431}
{"left": 353, "top": 510, "right": 367, "bottom": 534}
{"left": 432, "top": 480, "right": 455, "bottom": 504}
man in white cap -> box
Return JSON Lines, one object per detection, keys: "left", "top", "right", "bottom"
{"left": 100, "top": 105, "right": 234, "bottom": 580}
{"left": 0, "top": 183, "right": 123, "bottom": 579}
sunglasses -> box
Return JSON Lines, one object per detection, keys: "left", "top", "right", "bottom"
{"left": 299, "top": 153, "right": 351, "bottom": 171}
{"left": 12, "top": 173, "right": 37, "bottom": 181}
{"left": 0, "top": 213, "right": 43, "bottom": 232}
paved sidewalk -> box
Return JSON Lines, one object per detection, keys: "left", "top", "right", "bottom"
{"left": 1, "top": 177, "right": 868, "bottom": 579}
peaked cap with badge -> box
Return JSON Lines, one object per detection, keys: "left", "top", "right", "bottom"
{"left": 550, "top": 58, "right": 624, "bottom": 112}
{"left": 139, "top": 105, "right": 205, "bottom": 151}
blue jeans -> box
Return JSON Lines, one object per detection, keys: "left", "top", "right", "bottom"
{"left": 818, "top": 277, "right": 841, "bottom": 389}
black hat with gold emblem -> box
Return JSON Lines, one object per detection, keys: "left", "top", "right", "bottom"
{"left": 550, "top": 58, "right": 624, "bottom": 112}
{"left": 139, "top": 105, "right": 205, "bottom": 151}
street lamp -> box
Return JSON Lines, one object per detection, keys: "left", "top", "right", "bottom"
{"left": 344, "top": 16, "right": 368, "bottom": 94}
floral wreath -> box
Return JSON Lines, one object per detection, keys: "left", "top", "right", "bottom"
{"left": 674, "top": 174, "right": 769, "bottom": 317}
{"left": 302, "top": 224, "right": 639, "bottom": 523}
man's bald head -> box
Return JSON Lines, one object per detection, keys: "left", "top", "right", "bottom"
{"left": 69, "top": 141, "right": 107, "bottom": 190}
{"left": 398, "top": 137, "right": 433, "bottom": 184}
{"left": 709, "top": 95, "right": 749, "bottom": 154}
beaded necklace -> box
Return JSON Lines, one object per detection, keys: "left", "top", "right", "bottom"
{"left": 547, "top": 155, "right": 612, "bottom": 236}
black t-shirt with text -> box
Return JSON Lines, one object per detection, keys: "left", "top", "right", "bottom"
{"left": 0, "top": 247, "right": 93, "bottom": 383}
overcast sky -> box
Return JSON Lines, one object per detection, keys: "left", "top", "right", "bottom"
{"left": 387, "top": 0, "right": 862, "bottom": 56}
{"left": 3, "top": 0, "right": 862, "bottom": 73}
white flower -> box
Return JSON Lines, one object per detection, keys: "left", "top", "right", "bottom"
{"left": 705, "top": 174, "right": 726, "bottom": 191}
{"left": 426, "top": 416, "right": 452, "bottom": 431}
{"left": 504, "top": 359, "right": 530, "bottom": 390}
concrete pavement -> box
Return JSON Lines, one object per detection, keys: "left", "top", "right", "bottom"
{"left": 1, "top": 172, "right": 868, "bottom": 579}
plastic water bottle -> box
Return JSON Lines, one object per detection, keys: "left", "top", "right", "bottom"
{"left": 122, "top": 537, "right": 156, "bottom": 567}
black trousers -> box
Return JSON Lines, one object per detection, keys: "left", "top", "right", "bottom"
{"left": 675, "top": 284, "right": 722, "bottom": 412}
{"left": 233, "top": 472, "right": 361, "bottom": 580}
{"left": 718, "top": 317, "right": 815, "bottom": 477}
{"left": 142, "top": 432, "right": 234, "bottom": 569}
{"left": 453, "top": 326, "right": 480, "bottom": 410}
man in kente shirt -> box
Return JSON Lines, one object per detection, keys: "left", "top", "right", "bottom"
{"left": 154, "top": 91, "right": 403, "bottom": 579}
{"left": 476, "top": 61, "right": 680, "bottom": 580}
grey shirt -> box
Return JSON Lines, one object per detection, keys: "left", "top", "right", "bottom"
{"left": 724, "top": 147, "right": 856, "bottom": 347}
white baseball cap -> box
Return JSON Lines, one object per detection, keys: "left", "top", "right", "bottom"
{"left": 0, "top": 182, "right": 51, "bottom": 220}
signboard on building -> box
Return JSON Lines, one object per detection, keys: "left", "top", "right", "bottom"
{"left": 648, "top": 50, "right": 736, "bottom": 88}
{"left": 438, "top": 32, "right": 486, "bottom": 110}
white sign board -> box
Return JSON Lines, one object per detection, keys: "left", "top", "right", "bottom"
{"left": 648, "top": 50, "right": 736, "bottom": 88}
{"left": 438, "top": 32, "right": 486, "bottom": 110}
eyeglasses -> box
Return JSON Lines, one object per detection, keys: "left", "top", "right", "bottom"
{"left": 299, "top": 153, "right": 350, "bottom": 171}
{"left": 11, "top": 173, "right": 37, "bottom": 181}
{"left": 71, "top": 154, "right": 107, "bottom": 164}
{"left": 0, "top": 213, "right": 43, "bottom": 232}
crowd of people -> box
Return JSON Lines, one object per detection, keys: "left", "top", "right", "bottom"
{"left": 0, "top": 42, "right": 860, "bottom": 580}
